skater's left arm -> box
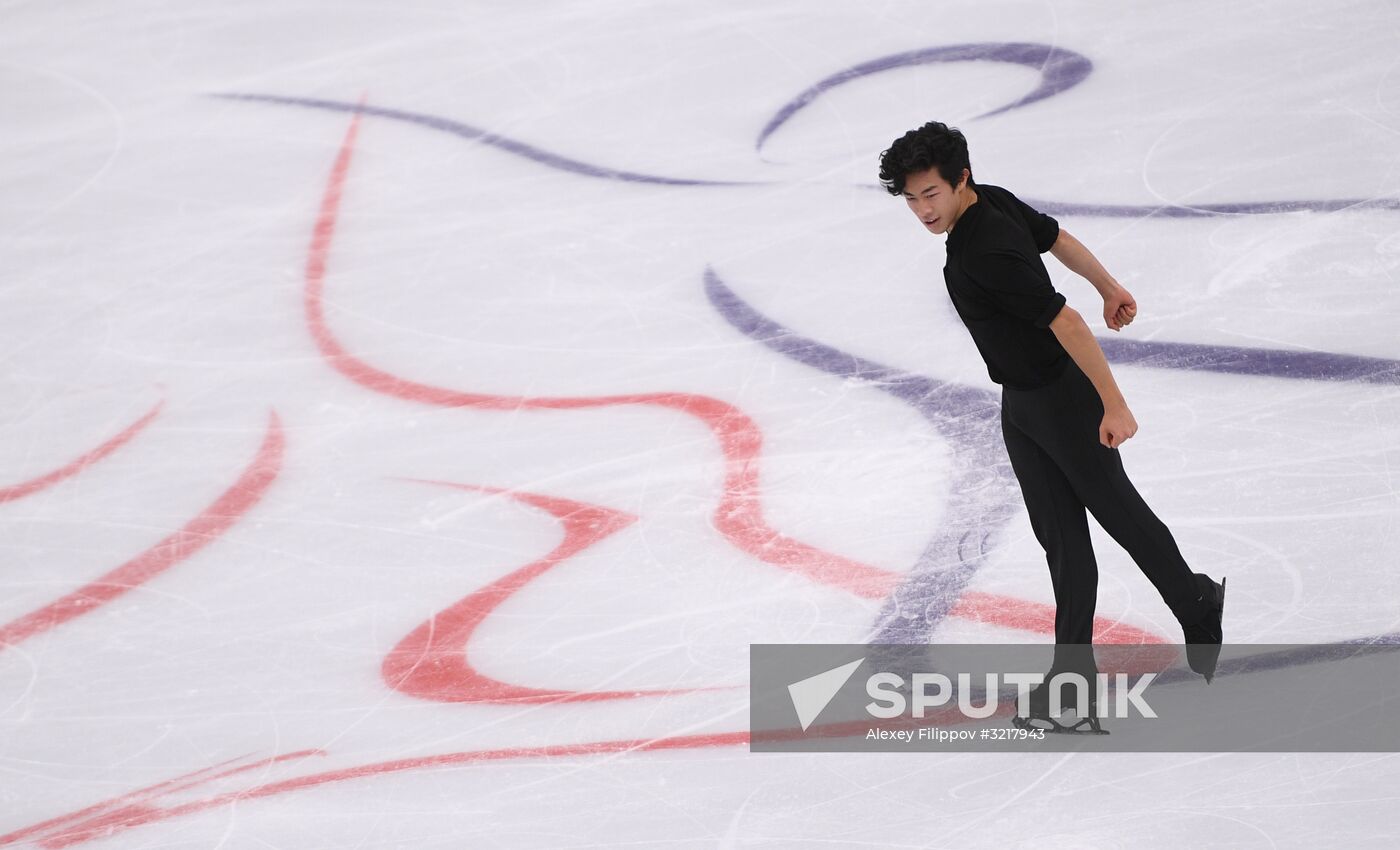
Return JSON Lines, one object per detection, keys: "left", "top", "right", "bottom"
{"left": 1050, "top": 230, "right": 1137, "bottom": 332}
{"left": 1048, "top": 306, "right": 1139, "bottom": 449}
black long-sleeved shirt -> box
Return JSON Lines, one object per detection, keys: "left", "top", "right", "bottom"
{"left": 943, "top": 184, "right": 1069, "bottom": 390}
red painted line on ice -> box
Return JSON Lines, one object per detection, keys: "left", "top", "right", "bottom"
{"left": 6, "top": 702, "right": 1013, "bottom": 848}
{"left": 384, "top": 483, "right": 1170, "bottom": 703}
{"left": 0, "top": 399, "right": 163, "bottom": 503}
{"left": 383, "top": 481, "right": 738, "bottom": 702}
{"left": 9, "top": 735, "right": 751, "bottom": 847}
{"left": 951, "top": 590, "right": 1170, "bottom": 646}
{"left": 305, "top": 108, "right": 896, "bottom": 599}
{"left": 0, "top": 411, "right": 285, "bottom": 650}
{"left": 0, "top": 749, "right": 323, "bottom": 848}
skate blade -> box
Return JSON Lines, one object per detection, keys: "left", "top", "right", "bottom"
{"left": 1012, "top": 714, "right": 1109, "bottom": 736}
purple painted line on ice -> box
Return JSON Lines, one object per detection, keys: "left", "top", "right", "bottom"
{"left": 219, "top": 90, "right": 1400, "bottom": 216}
{"left": 861, "top": 183, "right": 1400, "bottom": 216}
{"left": 1096, "top": 337, "right": 1400, "bottom": 383}
{"left": 212, "top": 93, "right": 752, "bottom": 187}
{"left": 1149, "top": 636, "right": 1400, "bottom": 687}
{"left": 758, "top": 42, "right": 1093, "bottom": 154}
{"left": 1020, "top": 195, "right": 1400, "bottom": 217}
{"left": 704, "top": 267, "right": 1021, "bottom": 643}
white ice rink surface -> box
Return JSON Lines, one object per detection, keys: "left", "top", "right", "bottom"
{"left": 4, "top": 1, "right": 1400, "bottom": 846}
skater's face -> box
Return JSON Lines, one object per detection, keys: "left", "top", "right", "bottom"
{"left": 902, "top": 167, "right": 973, "bottom": 235}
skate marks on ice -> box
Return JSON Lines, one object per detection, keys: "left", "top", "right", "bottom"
{"left": 0, "top": 106, "right": 1052, "bottom": 850}
{"left": 219, "top": 41, "right": 1400, "bottom": 640}
{"left": 8, "top": 39, "right": 1400, "bottom": 848}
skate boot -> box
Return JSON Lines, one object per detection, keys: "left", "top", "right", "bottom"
{"left": 1011, "top": 676, "right": 1109, "bottom": 736}
{"left": 1182, "top": 573, "right": 1226, "bottom": 683}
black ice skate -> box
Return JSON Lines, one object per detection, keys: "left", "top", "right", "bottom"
{"left": 1011, "top": 678, "right": 1109, "bottom": 736}
{"left": 1182, "top": 574, "right": 1227, "bottom": 683}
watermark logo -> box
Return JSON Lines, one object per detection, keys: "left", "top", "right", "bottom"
{"left": 753, "top": 643, "right": 1400, "bottom": 752}
{"left": 863, "top": 671, "right": 1157, "bottom": 719}
{"left": 787, "top": 657, "right": 866, "bottom": 730}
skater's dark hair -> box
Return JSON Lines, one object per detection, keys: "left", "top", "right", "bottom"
{"left": 878, "top": 121, "right": 974, "bottom": 195}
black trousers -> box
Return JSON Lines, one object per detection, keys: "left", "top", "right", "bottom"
{"left": 1000, "top": 359, "right": 1206, "bottom": 654}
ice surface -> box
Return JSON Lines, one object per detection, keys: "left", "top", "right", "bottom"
{"left": 3, "top": 0, "right": 1400, "bottom": 846}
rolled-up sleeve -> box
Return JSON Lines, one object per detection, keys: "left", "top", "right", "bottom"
{"left": 966, "top": 249, "right": 1066, "bottom": 328}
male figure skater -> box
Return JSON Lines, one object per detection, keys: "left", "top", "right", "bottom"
{"left": 879, "top": 122, "right": 1225, "bottom": 731}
